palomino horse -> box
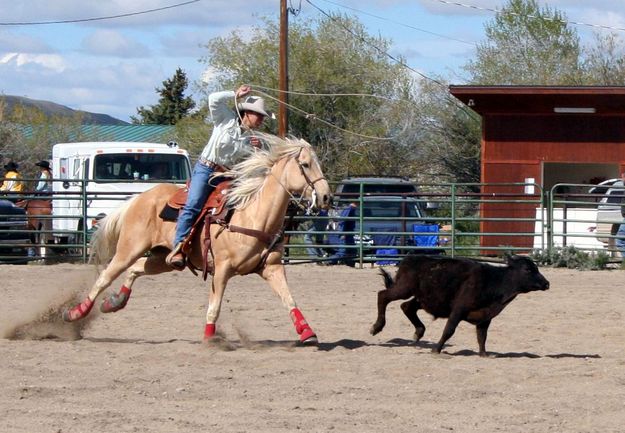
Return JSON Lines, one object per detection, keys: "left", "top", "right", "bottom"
{"left": 63, "top": 135, "right": 332, "bottom": 344}
{"left": 16, "top": 198, "right": 53, "bottom": 247}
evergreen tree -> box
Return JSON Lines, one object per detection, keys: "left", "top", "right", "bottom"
{"left": 132, "top": 68, "right": 196, "bottom": 125}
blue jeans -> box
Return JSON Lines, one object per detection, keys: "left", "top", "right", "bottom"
{"left": 329, "top": 234, "right": 355, "bottom": 265}
{"left": 616, "top": 224, "right": 625, "bottom": 258}
{"left": 173, "top": 162, "right": 215, "bottom": 245}
{"left": 304, "top": 227, "right": 325, "bottom": 257}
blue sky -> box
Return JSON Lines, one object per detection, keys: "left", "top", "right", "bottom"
{"left": 1, "top": 0, "right": 624, "bottom": 122}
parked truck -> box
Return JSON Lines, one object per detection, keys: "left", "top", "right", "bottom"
{"left": 51, "top": 141, "right": 192, "bottom": 246}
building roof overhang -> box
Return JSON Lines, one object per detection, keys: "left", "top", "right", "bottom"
{"left": 449, "top": 85, "right": 625, "bottom": 116}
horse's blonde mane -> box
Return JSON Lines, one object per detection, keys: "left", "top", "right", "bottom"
{"left": 221, "top": 134, "right": 313, "bottom": 209}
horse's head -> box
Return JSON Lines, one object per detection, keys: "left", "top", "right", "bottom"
{"left": 283, "top": 141, "right": 332, "bottom": 211}
{"left": 223, "top": 135, "right": 333, "bottom": 212}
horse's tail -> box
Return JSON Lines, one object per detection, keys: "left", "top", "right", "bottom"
{"left": 89, "top": 196, "right": 137, "bottom": 265}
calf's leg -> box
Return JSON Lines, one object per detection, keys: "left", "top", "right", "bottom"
{"left": 400, "top": 298, "right": 426, "bottom": 342}
{"left": 434, "top": 310, "right": 464, "bottom": 354}
{"left": 370, "top": 282, "right": 414, "bottom": 336}
{"left": 475, "top": 319, "right": 491, "bottom": 357}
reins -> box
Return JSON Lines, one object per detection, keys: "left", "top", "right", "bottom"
{"left": 221, "top": 146, "right": 324, "bottom": 273}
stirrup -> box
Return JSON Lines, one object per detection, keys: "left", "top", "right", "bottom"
{"left": 166, "top": 242, "right": 186, "bottom": 270}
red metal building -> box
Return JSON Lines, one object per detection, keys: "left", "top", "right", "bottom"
{"left": 449, "top": 86, "right": 625, "bottom": 251}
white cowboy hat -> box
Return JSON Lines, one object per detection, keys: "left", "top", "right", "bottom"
{"left": 237, "top": 96, "right": 269, "bottom": 117}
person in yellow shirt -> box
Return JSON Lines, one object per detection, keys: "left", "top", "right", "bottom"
{"left": 1, "top": 161, "right": 24, "bottom": 199}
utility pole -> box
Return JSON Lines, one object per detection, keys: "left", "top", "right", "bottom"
{"left": 278, "top": 0, "right": 289, "bottom": 137}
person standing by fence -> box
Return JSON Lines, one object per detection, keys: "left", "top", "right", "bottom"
{"left": 35, "top": 160, "right": 53, "bottom": 194}
{"left": 327, "top": 202, "right": 357, "bottom": 267}
{"left": 614, "top": 172, "right": 625, "bottom": 259}
{"left": 0, "top": 161, "right": 24, "bottom": 201}
{"left": 303, "top": 209, "right": 329, "bottom": 261}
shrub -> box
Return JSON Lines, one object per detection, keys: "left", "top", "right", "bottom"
{"left": 530, "top": 246, "right": 610, "bottom": 270}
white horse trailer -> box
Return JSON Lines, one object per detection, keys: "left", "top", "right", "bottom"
{"left": 51, "top": 141, "right": 191, "bottom": 245}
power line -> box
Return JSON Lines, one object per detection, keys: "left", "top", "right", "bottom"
{"left": 0, "top": 0, "right": 201, "bottom": 26}
{"left": 303, "top": 0, "right": 480, "bottom": 123}
{"left": 318, "top": 0, "right": 476, "bottom": 46}
{"left": 430, "top": 0, "right": 625, "bottom": 33}
{"left": 305, "top": 0, "right": 446, "bottom": 87}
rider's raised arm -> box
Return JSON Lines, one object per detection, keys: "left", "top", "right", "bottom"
{"left": 208, "top": 90, "right": 237, "bottom": 125}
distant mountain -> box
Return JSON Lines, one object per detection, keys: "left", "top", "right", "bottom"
{"left": 1, "top": 95, "right": 129, "bottom": 125}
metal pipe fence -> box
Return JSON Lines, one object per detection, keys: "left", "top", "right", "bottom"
{"left": 0, "top": 178, "right": 619, "bottom": 266}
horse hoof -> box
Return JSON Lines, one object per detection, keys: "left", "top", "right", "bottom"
{"left": 100, "top": 286, "right": 131, "bottom": 313}
{"left": 100, "top": 296, "right": 125, "bottom": 313}
{"left": 298, "top": 328, "right": 318, "bottom": 346}
{"left": 63, "top": 298, "right": 94, "bottom": 322}
{"left": 203, "top": 323, "right": 216, "bottom": 340}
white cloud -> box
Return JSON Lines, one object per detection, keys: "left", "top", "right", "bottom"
{"left": 0, "top": 52, "right": 66, "bottom": 72}
{"left": 159, "top": 30, "right": 208, "bottom": 58}
{"left": 0, "top": 32, "right": 53, "bottom": 53}
{"left": 81, "top": 30, "right": 151, "bottom": 58}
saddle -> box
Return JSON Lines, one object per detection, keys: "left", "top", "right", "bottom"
{"left": 160, "top": 181, "right": 231, "bottom": 222}
{"left": 160, "top": 180, "right": 289, "bottom": 280}
{"left": 160, "top": 181, "right": 233, "bottom": 278}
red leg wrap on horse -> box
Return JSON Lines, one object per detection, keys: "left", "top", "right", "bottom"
{"left": 63, "top": 298, "right": 94, "bottom": 322}
{"left": 100, "top": 285, "right": 132, "bottom": 313}
{"left": 290, "top": 308, "right": 312, "bottom": 335}
{"left": 119, "top": 285, "right": 131, "bottom": 297}
{"left": 204, "top": 323, "right": 216, "bottom": 339}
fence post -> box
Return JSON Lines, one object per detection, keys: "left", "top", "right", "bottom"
{"left": 357, "top": 182, "right": 364, "bottom": 268}
{"left": 545, "top": 188, "right": 553, "bottom": 252}
{"left": 81, "top": 177, "right": 88, "bottom": 263}
{"left": 450, "top": 183, "right": 456, "bottom": 258}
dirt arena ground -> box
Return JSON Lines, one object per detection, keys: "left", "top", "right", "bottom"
{"left": 0, "top": 262, "right": 624, "bottom": 433}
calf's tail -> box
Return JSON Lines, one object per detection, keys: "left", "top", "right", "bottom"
{"left": 379, "top": 268, "right": 394, "bottom": 290}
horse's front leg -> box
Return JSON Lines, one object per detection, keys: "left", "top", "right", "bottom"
{"left": 260, "top": 263, "right": 318, "bottom": 345}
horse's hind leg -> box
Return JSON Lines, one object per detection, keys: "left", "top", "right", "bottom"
{"left": 204, "top": 263, "right": 234, "bottom": 340}
{"left": 260, "top": 263, "right": 317, "bottom": 345}
{"left": 63, "top": 246, "right": 149, "bottom": 322}
{"left": 101, "top": 251, "right": 172, "bottom": 313}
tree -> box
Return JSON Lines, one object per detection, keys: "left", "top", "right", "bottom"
{"left": 582, "top": 32, "right": 625, "bottom": 85}
{"left": 412, "top": 79, "right": 482, "bottom": 187}
{"left": 464, "top": 0, "right": 582, "bottom": 85}
{"left": 132, "top": 68, "right": 196, "bottom": 125}
{"left": 199, "top": 14, "right": 420, "bottom": 179}
{"left": 1, "top": 99, "right": 89, "bottom": 184}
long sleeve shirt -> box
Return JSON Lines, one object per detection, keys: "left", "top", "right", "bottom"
{"left": 199, "top": 90, "right": 258, "bottom": 169}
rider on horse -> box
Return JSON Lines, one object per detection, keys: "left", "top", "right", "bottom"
{"left": 166, "top": 85, "right": 269, "bottom": 270}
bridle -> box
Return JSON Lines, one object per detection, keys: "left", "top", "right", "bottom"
{"left": 270, "top": 146, "right": 327, "bottom": 212}
{"left": 294, "top": 146, "right": 326, "bottom": 211}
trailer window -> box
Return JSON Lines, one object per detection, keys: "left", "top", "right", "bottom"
{"left": 94, "top": 153, "right": 190, "bottom": 182}
{"left": 59, "top": 158, "right": 69, "bottom": 179}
